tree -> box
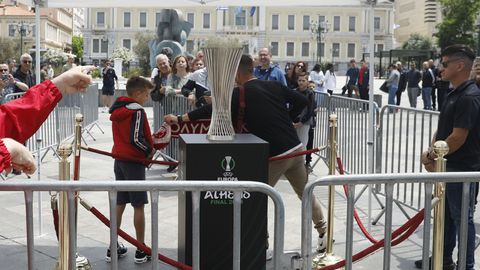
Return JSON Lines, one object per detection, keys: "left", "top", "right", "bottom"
{"left": 111, "top": 47, "right": 136, "bottom": 65}
{"left": 71, "top": 36, "right": 84, "bottom": 61}
{"left": 133, "top": 32, "right": 155, "bottom": 76}
{"left": 0, "top": 37, "right": 20, "bottom": 63}
{"left": 436, "top": 0, "right": 480, "bottom": 50}
{"left": 43, "top": 49, "right": 68, "bottom": 65}
{"left": 401, "top": 33, "right": 436, "bottom": 51}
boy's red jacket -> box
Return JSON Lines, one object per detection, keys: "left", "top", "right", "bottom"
{"left": 110, "top": 96, "right": 153, "bottom": 164}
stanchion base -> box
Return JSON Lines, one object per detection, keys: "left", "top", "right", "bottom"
{"left": 312, "top": 252, "right": 343, "bottom": 269}
{"left": 76, "top": 254, "right": 91, "bottom": 270}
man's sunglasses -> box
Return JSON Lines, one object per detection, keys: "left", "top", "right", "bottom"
{"left": 0, "top": 69, "right": 8, "bottom": 72}
{"left": 441, "top": 58, "right": 462, "bottom": 68}
{"left": 23, "top": 60, "right": 32, "bottom": 64}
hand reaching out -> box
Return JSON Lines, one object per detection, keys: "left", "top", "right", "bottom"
{"left": 2, "top": 138, "right": 36, "bottom": 175}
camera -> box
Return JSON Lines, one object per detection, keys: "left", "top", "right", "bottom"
{"left": 1, "top": 74, "right": 8, "bottom": 81}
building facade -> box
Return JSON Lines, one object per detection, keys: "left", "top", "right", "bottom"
{"left": 82, "top": 4, "right": 394, "bottom": 73}
{"left": 394, "top": 0, "right": 442, "bottom": 46}
{"left": 0, "top": 3, "right": 73, "bottom": 55}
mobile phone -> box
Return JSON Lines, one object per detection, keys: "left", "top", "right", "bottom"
{"left": 204, "top": 90, "right": 211, "bottom": 96}
{"left": 1, "top": 74, "right": 8, "bottom": 81}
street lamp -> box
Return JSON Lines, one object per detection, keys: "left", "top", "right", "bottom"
{"left": 15, "top": 22, "right": 33, "bottom": 54}
{"left": 310, "top": 20, "right": 328, "bottom": 65}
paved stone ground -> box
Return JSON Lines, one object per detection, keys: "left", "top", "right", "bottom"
{"left": 0, "top": 81, "right": 479, "bottom": 270}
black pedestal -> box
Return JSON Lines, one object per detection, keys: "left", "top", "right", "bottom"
{"left": 178, "top": 134, "right": 269, "bottom": 270}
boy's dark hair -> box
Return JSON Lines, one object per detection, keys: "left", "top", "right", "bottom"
{"left": 126, "top": 76, "right": 154, "bottom": 96}
{"left": 297, "top": 72, "right": 308, "bottom": 80}
{"left": 238, "top": 54, "right": 254, "bottom": 75}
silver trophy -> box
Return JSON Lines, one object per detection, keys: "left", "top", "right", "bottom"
{"left": 203, "top": 41, "right": 243, "bottom": 140}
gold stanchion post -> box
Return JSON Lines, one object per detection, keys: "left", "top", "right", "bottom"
{"left": 56, "top": 144, "right": 72, "bottom": 270}
{"left": 432, "top": 141, "right": 448, "bottom": 270}
{"left": 73, "top": 114, "right": 91, "bottom": 270}
{"left": 314, "top": 114, "right": 342, "bottom": 267}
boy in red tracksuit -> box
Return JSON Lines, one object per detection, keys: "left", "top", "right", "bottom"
{"left": 107, "top": 76, "right": 155, "bottom": 264}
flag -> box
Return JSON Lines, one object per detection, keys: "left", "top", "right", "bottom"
{"left": 249, "top": 6, "right": 256, "bottom": 17}
{"left": 235, "top": 6, "right": 243, "bottom": 16}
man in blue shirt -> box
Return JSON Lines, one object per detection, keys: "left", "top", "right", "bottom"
{"left": 253, "top": 47, "right": 287, "bottom": 86}
{"left": 344, "top": 59, "right": 359, "bottom": 97}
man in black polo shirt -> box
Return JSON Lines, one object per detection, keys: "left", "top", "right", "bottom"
{"left": 418, "top": 45, "right": 479, "bottom": 270}
{"left": 165, "top": 54, "right": 328, "bottom": 254}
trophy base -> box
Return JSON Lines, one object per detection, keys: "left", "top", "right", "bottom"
{"left": 206, "top": 134, "right": 235, "bottom": 141}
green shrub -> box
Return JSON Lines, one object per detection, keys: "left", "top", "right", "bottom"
{"left": 90, "top": 68, "right": 101, "bottom": 79}
{"left": 123, "top": 67, "right": 143, "bottom": 78}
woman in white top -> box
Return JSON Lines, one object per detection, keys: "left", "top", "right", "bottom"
{"left": 165, "top": 55, "right": 190, "bottom": 96}
{"left": 309, "top": 64, "right": 325, "bottom": 93}
{"left": 324, "top": 63, "right": 336, "bottom": 95}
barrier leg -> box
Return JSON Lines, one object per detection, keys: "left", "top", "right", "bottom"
{"left": 56, "top": 144, "right": 72, "bottom": 270}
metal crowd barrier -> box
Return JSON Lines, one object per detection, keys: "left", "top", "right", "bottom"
{"left": 2, "top": 92, "right": 25, "bottom": 104}
{"left": 300, "top": 172, "right": 477, "bottom": 270}
{"left": 153, "top": 95, "right": 194, "bottom": 162}
{"left": 0, "top": 180, "right": 286, "bottom": 270}
{"left": 374, "top": 105, "right": 439, "bottom": 217}
{"left": 312, "top": 92, "right": 379, "bottom": 174}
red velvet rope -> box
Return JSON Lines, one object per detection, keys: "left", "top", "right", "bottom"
{"left": 88, "top": 206, "right": 192, "bottom": 270}
{"left": 268, "top": 148, "right": 322, "bottom": 161}
{"left": 316, "top": 157, "right": 425, "bottom": 270}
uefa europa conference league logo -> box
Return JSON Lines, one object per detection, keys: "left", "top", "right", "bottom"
{"left": 204, "top": 156, "right": 251, "bottom": 203}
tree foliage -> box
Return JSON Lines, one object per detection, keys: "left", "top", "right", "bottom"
{"left": 133, "top": 32, "right": 155, "bottom": 76}
{"left": 43, "top": 49, "right": 68, "bottom": 65}
{"left": 436, "top": 0, "right": 480, "bottom": 50}
{"left": 72, "top": 36, "right": 84, "bottom": 60}
{"left": 402, "top": 33, "right": 436, "bottom": 51}
{"left": 0, "top": 37, "right": 20, "bottom": 63}
{"left": 111, "top": 47, "right": 136, "bottom": 65}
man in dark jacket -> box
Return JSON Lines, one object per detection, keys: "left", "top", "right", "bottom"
{"left": 396, "top": 62, "right": 407, "bottom": 106}
{"left": 165, "top": 54, "right": 328, "bottom": 253}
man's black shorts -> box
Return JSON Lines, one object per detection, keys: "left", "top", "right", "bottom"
{"left": 114, "top": 160, "right": 148, "bottom": 207}
{"left": 102, "top": 86, "right": 115, "bottom": 96}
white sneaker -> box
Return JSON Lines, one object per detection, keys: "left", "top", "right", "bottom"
{"left": 316, "top": 234, "right": 326, "bottom": 253}
{"left": 266, "top": 249, "right": 273, "bottom": 261}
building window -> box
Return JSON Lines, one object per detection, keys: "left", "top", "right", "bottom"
{"left": 347, "top": 43, "right": 355, "bottom": 58}
{"left": 186, "top": 40, "right": 194, "bottom": 53}
{"left": 92, "top": 39, "right": 99, "bottom": 53}
{"left": 235, "top": 9, "right": 246, "bottom": 26}
{"left": 288, "top": 15, "right": 295, "bottom": 30}
{"left": 272, "top": 14, "right": 279, "bottom": 30}
{"left": 123, "top": 39, "right": 131, "bottom": 50}
{"left": 271, "top": 42, "right": 279, "bottom": 56}
{"left": 140, "top": 12, "right": 147, "bottom": 28}
{"left": 301, "top": 42, "right": 309, "bottom": 57}
{"left": 124, "top": 12, "right": 131, "bottom": 28}
{"left": 318, "top": 15, "right": 325, "bottom": 24}
{"left": 376, "top": 44, "right": 384, "bottom": 52}
{"left": 348, "top": 16, "right": 355, "bottom": 32}
{"left": 203, "top": 13, "right": 210, "bottom": 29}
{"left": 374, "top": 17, "right": 380, "bottom": 30}
{"left": 318, "top": 43, "right": 325, "bottom": 57}
{"left": 8, "top": 25, "right": 15, "bottom": 37}
{"left": 303, "top": 15, "right": 310, "bottom": 31}
{"left": 187, "top": 13, "right": 194, "bottom": 28}
{"left": 332, "top": 43, "right": 340, "bottom": 57}
{"left": 101, "top": 39, "right": 108, "bottom": 53}
{"left": 96, "top": 12, "right": 105, "bottom": 26}
{"left": 333, "top": 16, "right": 340, "bottom": 31}
{"left": 286, "top": 42, "right": 294, "bottom": 56}
{"left": 155, "top": 12, "right": 161, "bottom": 27}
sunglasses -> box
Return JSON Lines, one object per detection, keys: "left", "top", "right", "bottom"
{"left": 297, "top": 64, "right": 304, "bottom": 68}
{"left": 441, "top": 58, "right": 462, "bottom": 68}
{"left": 0, "top": 69, "right": 8, "bottom": 72}
{"left": 23, "top": 60, "right": 32, "bottom": 64}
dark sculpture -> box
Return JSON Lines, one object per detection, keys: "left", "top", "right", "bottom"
{"left": 149, "top": 9, "right": 193, "bottom": 68}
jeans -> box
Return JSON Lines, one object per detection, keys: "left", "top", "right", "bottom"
{"left": 388, "top": 85, "right": 398, "bottom": 112}
{"left": 407, "top": 87, "right": 420, "bottom": 108}
{"left": 422, "top": 87, "right": 432, "bottom": 110}
{"left": 443, "top": 167, "right": 476, "bottom": 269}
